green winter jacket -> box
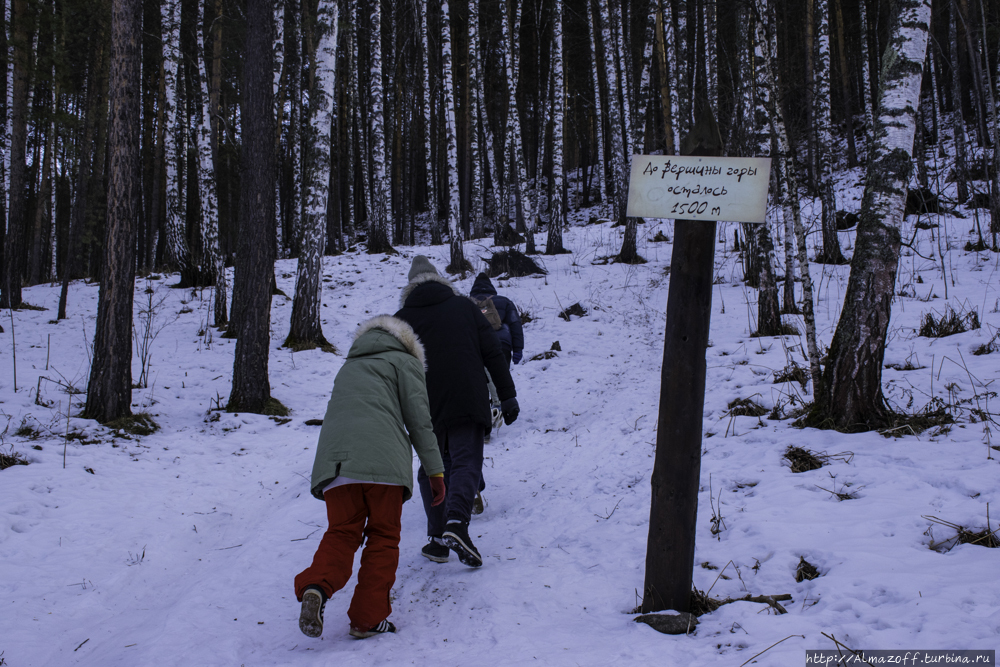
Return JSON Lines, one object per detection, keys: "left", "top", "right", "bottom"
{"left": 310, "top": 316, "right": 445, "bottom": 501}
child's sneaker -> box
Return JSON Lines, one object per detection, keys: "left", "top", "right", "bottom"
{"left": 472, "top": 491, "right": 485, "bottom": 515}
{"left": 349, "top": 619, "right": 396, "bottom": 639}
{"left": 421, "top": 537, "right": 450, "bottom": 563}
{"left": 298, "top": 587, "right": 326, "bottom": 638}
{"left": 443, "top": 521, "right": 483, "bottom": 567}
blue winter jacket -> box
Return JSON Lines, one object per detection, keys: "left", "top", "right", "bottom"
{"left": 469, "top": 273, "right": 524, "bottom": 355}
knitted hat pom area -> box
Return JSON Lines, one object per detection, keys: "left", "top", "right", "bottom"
{"left": 408, "top": 255, "right": 440, "bottom": 281}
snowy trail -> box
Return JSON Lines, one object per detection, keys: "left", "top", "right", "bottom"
{"left": 3, "top": 213, "right": 1000, "bottom": 665}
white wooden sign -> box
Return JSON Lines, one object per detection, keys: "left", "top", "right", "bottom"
{"left": 625, "top": 155, "right": 772, "bottom": 223}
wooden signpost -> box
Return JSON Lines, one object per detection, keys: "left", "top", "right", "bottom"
{"left": 637, "top": 112, "right": 771, "bottom": 614}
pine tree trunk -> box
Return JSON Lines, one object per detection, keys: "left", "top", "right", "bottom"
{"left": 86, "top": 0, "right": 141, "bottom": 424}
{"left": 228, "top": 0, "right": 276, "bottom": 414}
{"left": 58, "top": 14, "right": 109, "bottom": 319}
{"left": 29, "top": 88, "right": 56, "bottom": 286}
{"left": 287, "top": 0, "right": 337, "bottom": 350}
{"left": 616, "top": 3, "right": 654, "bottom": 265}
{"left": 753, "top": 222, "right": 783, "bottom": 336}
{"left": 820, "top": 0, "right": 932, "bottom": 430}
{"left": 148, "top": 5, "right": 168, "bottom": 274}
{"left": 832, "top": 0, "right": 857, "bottom": 167}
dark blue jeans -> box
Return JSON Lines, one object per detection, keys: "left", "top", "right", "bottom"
{"left": 417, "top": 422, "right": 485, "bottom": 536}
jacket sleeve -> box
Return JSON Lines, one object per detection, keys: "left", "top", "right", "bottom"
{"left": 397, "top": 358, "right": 445, "bottom": 476}
{"left": 474, "top": 304, "right": 516, "bottom": 401}
{"left": 505, "top": 300, "right": 524, "bottom": 353}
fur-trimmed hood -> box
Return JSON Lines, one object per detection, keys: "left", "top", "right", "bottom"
{"left": 350, "top": 315, "right": 426, "bottom": 370}
{"left": 398, "top": 272, "right": 461, "bottom": 310}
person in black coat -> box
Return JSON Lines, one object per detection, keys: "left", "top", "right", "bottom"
{"left": 469, "top": 272, "right": 524, "bottom": 366}
{"left": 394, "top": 256, "right": 519, "bottom": 568}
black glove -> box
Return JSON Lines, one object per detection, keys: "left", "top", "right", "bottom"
{"left": 512, "top": 350, "right": 522, "bottom": 365}
{"left": 501, "top": 397, "right": 519, "bottom": 425}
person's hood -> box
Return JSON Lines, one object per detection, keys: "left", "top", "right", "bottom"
{"left": 398, "top": 273, "right": 461, "bottom": 310}
{"left": 348, "top": 315, "right": 426, "bottom": 370}
{"left": 469, "top": 273, "right": 497, "bottom": 299}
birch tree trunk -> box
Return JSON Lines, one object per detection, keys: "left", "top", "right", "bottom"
{"left": 595, "top": 0, "right": 628, "bottom": 229}
{"left": 950, "top": 0, "right": 969, "bottom": 204}
{"left": 2, "top": 0, "right": 32, "bottom": 308}
{"left": 441, "top": 0, "right": 469, "bottom": 271}
{"left": 419, "top": 0, "right": 437, "bottom": 239}
{"left": 367, "top": 0, "right": 393, "bottom": 255}
{"left": 655, "top": 0, "right": 676, "bottom": 155}
{"left": 467, "top": 0, "right": 485, "bottom": 240}
{"left": 755, "top": 0, "right": 822, "bottom": 399}
{"left": 546, "top": 0, "right": 568, "bottom": 255}
{"left": 0, "top": 0, "right": 7, "bottom": 308}
{"left": 87, "top": 0, "right": 140, "bottom": 423}
{"left": 859, "top": 0, "right": 875, "bottom": 137}
{"left": 819, "top": 0, "right": 933, "bottom": 430}
{"left": 287, "top": 0, "right": 337, "bottom": 350}
{"left": 986, "top": 10, "right": 1000, "bottom": 240}
{"left": 500, "top": 0, "right": 536, "bottom": 247}
{"left": 58, "top": 8, "right": 110, "bottom": 319}
{"left": 195, "top": 1, "right": 226, "bottom": 327}
{"left": 474, "top": 4, "right": 500, "bottom": 232}
{"left": 164, "top": 1, "right": 189, "bottom": 276}
{"left": 815, "top": 0, "right": 847, "bottom": 264}
{"left": 587, "top": 0, "right": 609, "bottom": 219}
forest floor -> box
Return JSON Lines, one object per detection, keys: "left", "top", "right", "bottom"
{"left": 2, "top": 176, "right": 1000, "bottom": 665}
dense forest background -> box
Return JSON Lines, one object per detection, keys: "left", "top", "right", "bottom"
{"left": 0, "top": 0, "right": 996, "bottom": 423}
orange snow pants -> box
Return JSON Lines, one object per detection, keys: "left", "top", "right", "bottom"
{"left": 294, "top": 483, "right": 404, "bottom": 632}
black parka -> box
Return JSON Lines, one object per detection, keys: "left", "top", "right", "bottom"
{"left": 395, "top": 274, "right": 516, "bottom": 433}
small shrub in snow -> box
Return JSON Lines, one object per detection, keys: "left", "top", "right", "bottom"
{"left": 782, "top": 446, "right": 825, "bottom": 473}
{"left": 726, "top": 398, "right": 767, "bottom": 417}
{"left": 918, "top": 305, "right": 980, "bottom": 338}
{"left": 795, "top": 557, "right": 821, "bottom": 582}
{"left": 0, "top": 448, "right": 30, "bottom": 470}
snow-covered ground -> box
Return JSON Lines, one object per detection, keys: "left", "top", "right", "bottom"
{"left": 2, "top": 191, "right": 999, "bottom": 666}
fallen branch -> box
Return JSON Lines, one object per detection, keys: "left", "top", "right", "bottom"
{"left": 821, "top": 632, "right": 876, "bottom": 666}
{"left": 738, "top": 634, "right": 805, "bottom": 667}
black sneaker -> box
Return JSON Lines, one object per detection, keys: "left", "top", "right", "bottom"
{"left": 471, "top": 491, "right": 485, "bottom": 515}
{"left": 421, "top": 537, "right": 450, "bottom": 563}
{"left": 350, "top": 619, "right": 396, "bottom": 639}
{"left": 443, "top": 521, "right": 483, "bottom": 567}
{"left": 299, "top": 587, "right": 326, "bottom": 638}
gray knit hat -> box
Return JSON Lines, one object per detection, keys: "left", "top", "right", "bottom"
{"left": 408, "top": 255, "right": 439, "bottom": 281}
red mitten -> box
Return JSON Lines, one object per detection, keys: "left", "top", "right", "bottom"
{"left": 430, "top": 475, "right": 446, "bottom": 506}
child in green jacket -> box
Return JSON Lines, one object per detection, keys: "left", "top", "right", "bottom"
{"left": 295, "top": 315, "right": 446, "bottom": 639}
